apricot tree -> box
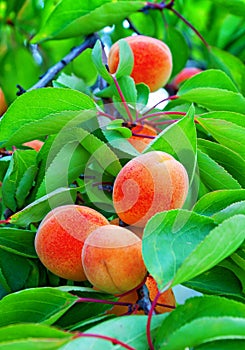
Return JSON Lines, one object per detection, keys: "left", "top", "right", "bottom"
{"left": 0, "top": 0, "right": 245, "bottom": 349}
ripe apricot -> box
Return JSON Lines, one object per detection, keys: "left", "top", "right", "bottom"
{"left": 172, "top": 67, "right": 202, "bottom": 89}
{"left": 82, "top": 225, "right": 147, "bottom": 294}
{"left": 108, "top": 35, "right": 172, "bottom": 92}
{"left": 0, "top": 88, "right": 7, "bottom": 116}
{"left": 110, "top": 217, "right": 144, "bottom": 239}
{"left": 108, "top": 275, "right": 176, "bottom": 315}
{"left": 35, "top": 205, "right": 109, "bottom": 281}
{"left": 128, "top": 124, "right": 157, "bottom": 152}
{"left": 113, "top": 151, "right": 189, "bottom": 227}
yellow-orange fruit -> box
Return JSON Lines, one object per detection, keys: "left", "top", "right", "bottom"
{"left": 110, "top": 217, "right": 144, "bottom": 239}
{"left": 108, "top": 35, "right": 172, "bottom": 92}
{"left": 108, "top": 275, "right": 176, "bottom": 315}
{"left": 0, "top": 88, "right": 7, "bottom": 116}
{"left": 82, "top": 225, "right": 147, "bottom": 294}
{"left": 113, "top": 151, "right": 189, "bottom": 227}
{"left": 172, "top": 67, "right": 202, "bottom": 89}
{"left": 23, "top": 140, "right": 44, "bottom": 151}
{"left": 35, "top": 205, "right": 109, "bottom": 281}
{"left": 128, "top": 124, "right": 157, "bottom": 152}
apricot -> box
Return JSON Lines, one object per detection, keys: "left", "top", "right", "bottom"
{"left": 172, "top": 67, "right": 202, "bottom": 89}
{"left": 113, "top": 151, "right": 189, "bottom": 227}
{"left": 82, "top": 225, "right": 147, "bottom": 294}
{"left": 0, "top": 88, "right": 7, "bottom": 116}
{"left": 23, "top": 140, "right": 44, "bottom": 151}
{"left": 108, "top": 35, "right": 172, "bottom": 92}
{"left": 110, "top": 217, "right": 144, "bottom": 239}
{"left": 35, "top": 205, "right": 109, "bottom": 281}
{"left": 128, "top": 124, "right": 157, "bottom": 152}
{"left": 108, "top": 275, "right": 176, "bottom": 315}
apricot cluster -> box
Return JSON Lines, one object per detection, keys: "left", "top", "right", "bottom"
{"left": 35, "top": 149, "right": 188, "bottom": 318}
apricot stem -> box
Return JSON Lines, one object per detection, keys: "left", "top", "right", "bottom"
{"left": 76, "top": 296, "right": 133, "bottom": 308}
{"left": 146, "top": 290, "right": 161, "bottom": 350}
{"left": 138, "top": 110, "right": 185, "bottom": 122}
{"left": 0, "top": 219, "right": 10, "bottom": 224}
{"left": 141, "top": 95, "right": 178, "bottom": 116}
{"left": 112, "top": 76, "right": 134, "bottom": 123}
{"left": 97, "top": 110, "right": 116, "bottom": 120}
{"left": 74, "top": 332, "right": 136, "bottom": 350}
{"left": 170, "top": 8, "right": 210, "bottom": 48}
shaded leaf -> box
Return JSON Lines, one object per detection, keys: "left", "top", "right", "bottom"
{"left": 0, "top": 228, "right": 37, "bottom": 258}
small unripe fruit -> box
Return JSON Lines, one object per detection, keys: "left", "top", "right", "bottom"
{"left": 82, "top": 225, "right": 147, "bottom": 294}
{"left": 108, "top": 35, "right": 172, "bottom": 92}
{"left": 35, "top": 205, "right": 109, "bottom": 281}
{"left": 113, "top": 151, "right": 189, "bottom": 227}
{"left": 172, "top": 67, "right": 202, "bottom": 90}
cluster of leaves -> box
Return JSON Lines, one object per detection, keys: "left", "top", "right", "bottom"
{"left": 0, "top": 0, "right": 245, "bottom": 349}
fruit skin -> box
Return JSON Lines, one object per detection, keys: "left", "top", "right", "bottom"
{"left": 82, "top": 225, "right": 147, "bottom": 294}
{"left": 128, "top": 124, "right": 157, "bottom": 152}
{"left": 172, "top": 67, "right": 202, "bottom": 90}
{"left": 110, "top": 217, "right": 144, "bottom": 239}
{"left": 108, "top": 275, "right": 176, "bottom": 315}
{"left": 35, "top": 205, "right": 109, "bottom": 281}
{"left": 0, "top": 88, "right": 7, "bottom": 116}
{"left": 113, "top": 151, "right": 189, "bottom": 227}
{"left": 108, "top": 35, "right": 172, "bottom": 92}
{"left": 23, "top": 140, "right": 44, "bottom": 151}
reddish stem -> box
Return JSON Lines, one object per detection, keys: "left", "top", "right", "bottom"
{"left": 138, "top": 110, "right": 186, "bottom": 122}
{"left": 170, "top": 8, "right": 210, "bottom": 48}
{"left": 146, "top": 290, "right": 161, "bottom": 350}
{"left": 74, "top": 332, "right": 136, "bottom": 350}
{"left": 75, "top": 296, "right": 132, "bottom": 308}
{"left": 112, "top": 76, "right": 134, "bottom": 123}
{"left": 0, "top": 219, "right": 10, "bottom": 224}
{"left": 141, "top": 95, "right": 178, "bottom": 117}
{"left": 97, "top": 110, "right": 116, "bottom": 120}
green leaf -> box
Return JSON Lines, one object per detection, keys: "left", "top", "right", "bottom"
{"left": 198, "top": 111, "right": 245, "bottom": 128}
{"left": 173, "top": 215, "right": 245, "bottom": 286}
{"left": 220, "top": 258, "right": 245, "bottom": 293}
{"left": 0, "top": 88, "right": 96, "bottom": 148}
{"left": 60, "top": 314, "right": 167, "bottom": 350}
{"left": 197, "top": 149, "right": 241, "bottom": 190}
{"left": 0, "top": 228, "right": 37, "bottom": 258}
{"left": 113, "top": 76, "right": 138, "bottom": 110}
{"left": 196, "top": 117, "right": 245, "bottom": 159}
{"left": 198, "top": 138, "right": 245, "bottom": 187}
{"left": 211, "top": 0, "right": 245, "bottom": 18}
{"left": 0, "top": 157, "right": 11, "bottom": 182}
{"left": 184, "top": 265, "right": 245, "bottom": 302}
{"left": 155, "top": 295, "right": 245, "bottom": 349}
{"left": 91, "top": 40, "right": 113, "bottom": 84}
{"left": 136, "top": 83, "right": 150, "bottom": 110}
{"left": 10, "top": 187, "right": 79, "bottom": 227}
{"left": 231, "top": 248, "right": 245, "bottom": 272}
{"left": 178, "top": 69, "right": 239, "bottom": 94}
{"left": 0, "top": 287, "right": 78, "bottom": 327}
{"left": 179, "top": 88, "right": 245, "bottom": 113}
{"left": 144, "top": 108, "right": 197, "bottom": 186}
{"left": 193, "top": 189, "right": 245, "bottom": 216}
{"left": 54, "top": 287, "right": 117, "bottom": 330}
{"left": 157, "top": 316, "right": 245, "bottom": 349}
{"left": 195, "top": 340, "right": 245, "bottom": 350}
{"left": 32, "top": 0, "right": 145, "bottom": 42}
{"left": 0, "top": 249, "right": 32, "bottom": 298}
{"left": 0, "top": 323, "right": 72, "bottom": 349}
{"left": 2, "top": 150, "right": 37, "bottom": 211}
{"left": 114, "top": 39, "right": 134, "bottom": 78}
{"left": 209, "top": 46, "right": 245, "bottom": 94}
{"left": 106, "top": 119, "right": 132, "bottom": 138}
{"left": 142, "top": 209, "right": 215, "bottom": 290}
{"left": 212, "top": 201, "right": 245, "bottom": 224}
{"left": 35, "top": 140, "right": 90, "bottom": 198}
{"left": 164, "top": 26, "right": 189, "bottom": 78}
